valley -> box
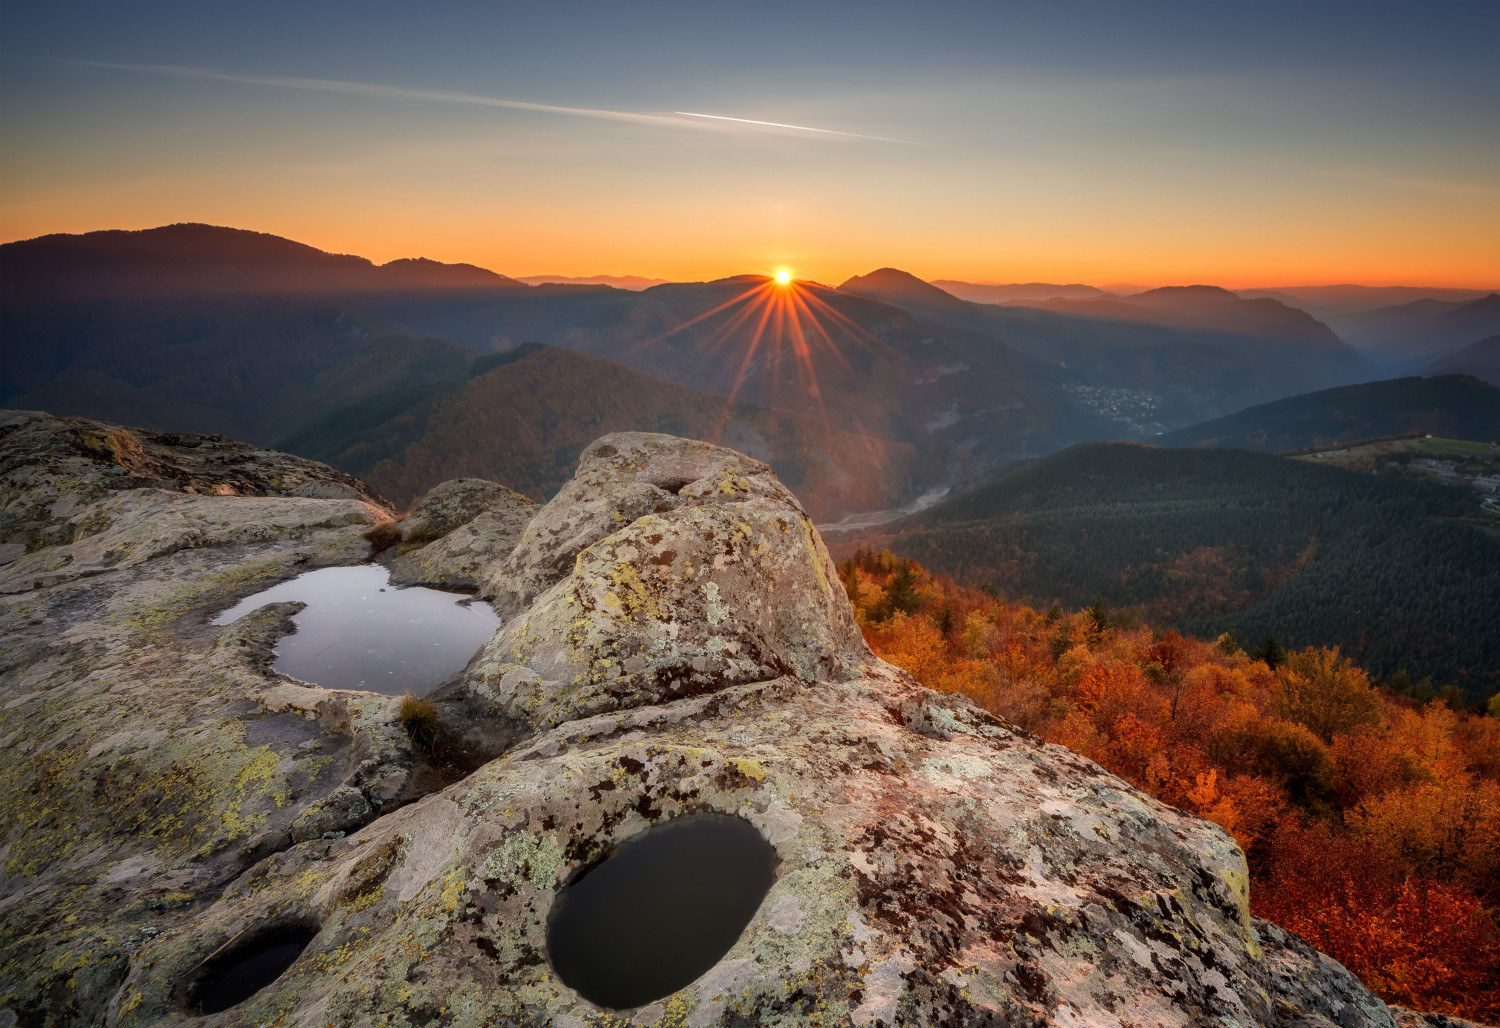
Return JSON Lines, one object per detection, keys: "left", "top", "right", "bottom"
{"left": 1, "top": 224, "right": 1415, "bottom": 522}
{"left": 828, "top": 442, "right": 1500, "bottom": 697}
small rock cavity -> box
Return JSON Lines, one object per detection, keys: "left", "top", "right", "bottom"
{"left": 213, "top": 565, "right": 499, "bottom": 694}
{"left": 186, "top": 924, "right": 316, "bottom": 1015}
{"left": 545, "top": 812, "right": 777, "bottom": 1009}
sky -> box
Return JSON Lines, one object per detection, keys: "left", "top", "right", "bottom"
{"left": 1, "top": 0, "right": 1497, "bottom": 288}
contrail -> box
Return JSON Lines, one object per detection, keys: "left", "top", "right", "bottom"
{"left": 674, "top": 111, "right": 922, "bottom": 145}
{"left": 67, "top": 62, "right": 918, "bottom": 144}
{"left": 70, "top": 62, "right": 687, "bottom": 128}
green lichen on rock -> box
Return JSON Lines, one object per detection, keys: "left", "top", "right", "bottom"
{"left": 0, "top": 412, "right": 428, "bottom": 1026}
{"left": 2, "top": 425, "right": 1420, "bottom": 1027}
{"left": 483, "top": 832, "right": 566, "bottom": 889}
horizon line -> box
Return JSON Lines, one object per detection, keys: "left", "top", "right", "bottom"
{"left": 1, "top": 221, "right": 1496, "bottom": 294}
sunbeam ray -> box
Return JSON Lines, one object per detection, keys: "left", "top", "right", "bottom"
{"left": 627, "top": 282, "right": 768, "bottom": 355}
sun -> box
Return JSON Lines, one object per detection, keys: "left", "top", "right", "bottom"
{"left": 773, "top": 269, "right": 792, "bottom": 285}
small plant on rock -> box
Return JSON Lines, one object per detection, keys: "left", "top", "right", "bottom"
{"left": 398, "top": 694, "right": 440, "bottom": 752}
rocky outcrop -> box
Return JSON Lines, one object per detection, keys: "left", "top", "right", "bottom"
{"left": 386, "top": 478, "right": 538, "bottom": 590}
{"left": 0, "top": 420, "right": 1434, "bottom": 1026}
{"left": 485, "top": 433, "right": 810, "bottom": 613}
{"left": 0, "top": 410, "right": 393, "bottom": 594}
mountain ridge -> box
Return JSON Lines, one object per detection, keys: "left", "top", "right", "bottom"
{"left": 1157, "top": 374, "right": 1500, "bottom": 452}
{"left": 0, "top": 223, "right": 526, "bottom": 299}
{"left": 273, "top": 342, "right": 930, "bottom": 520}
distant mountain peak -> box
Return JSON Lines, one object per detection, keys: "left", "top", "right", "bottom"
{"left": 376, "top": 257, "right": 516, "bottom": 288}
{"left": 837, "top": 268, "right": 969, "bottom": 310}
{"left": 1127, "top": 284, "right": 1242, "bottom": 305}
{"left": 0, "top": 222, "right": 523, "bottom": 298}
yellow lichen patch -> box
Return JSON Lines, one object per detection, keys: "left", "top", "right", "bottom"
{"left": 113, "top": 558, "right": 287, "bottom": 638}
{"left": 731, "top": 757, "right": 767, "bottom": 782}
{"left": 798, "top": 519, "right": 830, "bottom": 598}
{"left": 440, "top": 870, "right": 467, "bottom": 911}
{"left": 1221, "top": 866, "right": 1252, "bottom": 927}
{"left": 219, "top": 747, "right": 288, "bottom": 838}
{"left": 605, "top": 561, "right": 664, "bottom": 621}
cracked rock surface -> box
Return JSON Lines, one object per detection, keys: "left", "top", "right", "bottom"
{"left": 0, "top": 421, "right": 1437, "bottom": 1027}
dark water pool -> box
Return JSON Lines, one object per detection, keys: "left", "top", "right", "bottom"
{"left": 212, "top": 565, "right": 499, "bottom": 694}
{"left": 190, "top": 925, "right": 315, "bottom": 1014}
{"left": 545, "top": 812, "right": 777, "bottom": 1009}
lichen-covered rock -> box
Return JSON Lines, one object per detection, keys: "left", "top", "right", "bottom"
{"left": 446, "top": 492, "right": 867, "bottom": 739}
{"left": 114, "top": 674, "right": 1400, "bottom": 1028}
{"left": 387, "top": 480, "right": 539, "bottom": 590}
{"left": 0, "top": 409, "right": 388, "bottom": 550}
{"left": 0, "top": 413, "right": 426, "bottom": 1025}
{"left": 0, "top": 488, "right": 392, "bottom": 594}
{"left": 396, "top": 478, "right": 534, "bottom": 545}
{"left": 1, "top": 422, "right": 1434, "bottom": 1027}
{"left": 486, "top": 433, "right": 805, "bottom": 613}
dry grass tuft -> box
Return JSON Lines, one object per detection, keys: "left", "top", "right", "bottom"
{"left": 398, "top": 694, "right": 440, "bottom": 751}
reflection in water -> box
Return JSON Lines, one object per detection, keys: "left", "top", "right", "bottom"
{"left": 546, "top": 812, "right": 777, "bottom": 1009}
{"left": 213, "top": 565, "right": 499, "bottom": 695}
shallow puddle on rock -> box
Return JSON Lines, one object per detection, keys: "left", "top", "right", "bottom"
{"left": 546, "top": 812, "right": 777, "bottom": 1009}
{"left": 213, "top": 565, "right": 499, "bottom": 694}
{"left": 190, "top": 926, "right": 315, "bottom": 1014}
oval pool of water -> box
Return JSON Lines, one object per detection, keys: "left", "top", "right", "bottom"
{"left": 188, "top": 924, "right": 316, "bottom": 1014}
{"left": 545, "top": 812, "right": 777, "bottom": 1009}
{"left": 212, "top": 565, "right": 499, "bottom": 694}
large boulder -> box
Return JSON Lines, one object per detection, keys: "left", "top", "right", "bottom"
{"left": 386, "top": 478, "right": 539, "bottom": 590}
{"left": 1, "top": 422, "right": 1422, "bottom": 1027}
{"left": 485, "top": 433, "right": 807, "bottom": 612}
{"left": 395, "top": 477, "right": 533, "bottom": 546}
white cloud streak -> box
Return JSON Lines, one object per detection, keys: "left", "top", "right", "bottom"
{"left": 70, "top": 62, "right": 916, "bottom": 144}
{"left": 673, "top": 111, "right": 924, "bottom": 145}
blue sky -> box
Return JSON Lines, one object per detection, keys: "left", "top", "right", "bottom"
{"left": 2, "top": 0, "right": 1496, "bottom": 285}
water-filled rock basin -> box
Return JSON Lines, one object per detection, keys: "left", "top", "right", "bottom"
{"left": 188, "top": 924, "right": 316, "bottom": 1014}
{"left": 546, "top": 812, "right": 777, "bottom": 1009}
{"left": 213, "top": 565, "right": 499, "bottom": 694}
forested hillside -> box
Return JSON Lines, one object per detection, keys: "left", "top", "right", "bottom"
{"left": 841, "top": 554, "right": 1500, "bottom": 1020}
{"left": 834, "top": 443, "right": 1500, "bottom": 695}
{"left": 275, "top": 344, "right": 927, "bottom": 520}
{"left": 1158, "top": 374, "right": 1500, "bottom": 452}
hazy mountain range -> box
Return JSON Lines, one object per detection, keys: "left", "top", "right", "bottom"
{"left": 2, "top": 223, "right": 1493, "bottom": 520}
{"left": 516, "top": 274, "right": 667, "bottom": 290}
{"left": 272, "top": 342, "right": 926, "bottom": 519}
{"left": 1323, "top": 294, "right": 1500, "bottom": 373}
{"left": 1157, "top": 374, "right": 1500, "bottom": 451}
{"left": 1422, "top": 335, "right": 1500, "bottom": 387}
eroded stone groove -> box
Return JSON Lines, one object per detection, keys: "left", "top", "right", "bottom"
{"left": 0, "top": 419, "right": 1463, "bottom": 1027}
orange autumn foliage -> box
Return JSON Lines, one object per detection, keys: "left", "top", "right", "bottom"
{"left": 839, "top": 549, "right": 1500, "bottom": 1020}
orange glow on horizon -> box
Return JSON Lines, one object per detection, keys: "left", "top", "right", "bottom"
{"left": 0, "top": 214, "right": 1495, "bottom": 292}
{"left": 2, "top": 202, "right": 1496, "bottom": 290}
